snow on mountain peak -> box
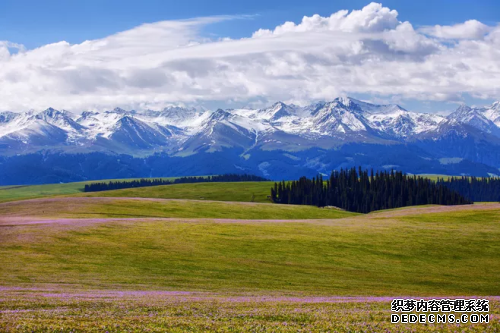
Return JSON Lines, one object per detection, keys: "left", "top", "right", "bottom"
{"left": 255, "top": 102, "right": 295, "bottom": 122}
{"left": 0, "top": 111, "right": 19, "bottom": 124}
{"left": 308, "top": 100, "right": 368, "bottom": 134}
{"left": 1, "top": 98, "right": 498, "bottom": 153}
{"left": 455, "top": 104, "right": 472, "bottom": 113}
{"left": 441, "top": 103, "right": 500, "bottom": 136}
{"left": 113, "top": 107, "right": 128, "bottom": 113}
{"left": 37, "top": 107, "right": 62, "bottom": 118}
{"left": 78, "top": 111, "right": 100, "bottom": 119}
{"left": 210, "top": 109, "right": 231, "bottom": 121}
{"left": 481, "top": 101, "right": 500, "bottom": 127}
{"left": 35, "top": 108, "right": 84, "bottom": 136}
{"left": 336, "top": 96, "right": 353, "bottom": 107}
{"left": 449, "top": 104, "right": 485, "bottom": 121}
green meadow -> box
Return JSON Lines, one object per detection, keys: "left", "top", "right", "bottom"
{"left": 0, "top": 202, "right": 499, "bottom": 296}
{"left": 0, "top": 177, "right": 180, "bottom": 203}
{"left": 0, "top": 197, "right": 355, "bottom": 220}
{"left": 1, "top": 177, "right": 500, "bottom": 332}
{"left": 0, "top": 182, "right": 87, "bottom": 203}
{"left": 74, "top": 181, "right": 276, "bottom": 202}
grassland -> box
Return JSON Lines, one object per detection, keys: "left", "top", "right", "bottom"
{"left": 1, "top": 291, "right": 497, "bottom": 332}
{"left": 74, "top": 181, "right": 276, "bottom": 203}
{"left": 0, "top": 197, "right": 355, "bottom": 220}
{"left": 413, "top": 174, "right": 453, "bottom": 181}
{"left": 0, "top": 177, "right": 180, "bottom": 203}
{"left": 1, "top": 201, "right": 499, "bottom": 296}
{"left": 1, "top": 178, "right": 499, "bottom": 332}
{"left": 0, "top": 182, "right": 86, "bottom": 203}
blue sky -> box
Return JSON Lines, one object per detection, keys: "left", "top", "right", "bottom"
{"left": 0, "top": 1, "right": 499, "bottom": 113}
{"left": 1, "top": 0, "right": 498, "bottom": 48}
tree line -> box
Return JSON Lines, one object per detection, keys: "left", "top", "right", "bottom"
{"left": 437, "top": 176, "right": 500, "bottom": 202}
{"left": 271, "top": 168, "right": 472, "bottom": 213}
{"left": 84, "top": 174, "right": 268, "bottom": 192}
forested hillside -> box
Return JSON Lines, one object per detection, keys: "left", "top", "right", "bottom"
{"left": 438, "top": 176, "right": 500, "bottom": 202}
{"left": 271, "top": 168, "right": 471, "bottom": 213}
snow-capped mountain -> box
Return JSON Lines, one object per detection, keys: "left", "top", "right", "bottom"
{"left": 107, "top": 116, "right": 171, "bottom": 149}
{"left": 367, "top": 108, "right": 443, "bottom": 138}
{"left": 483, "top": 101, "right": 500, "bottom": 126}
{"left": 417, "top": 102, "right": 500, "bottom": 140}
{"left": 180, "top": 109, "right": 261, "bottom": 154}
{"left": 2, "top": 97, "right": 500, "bottom": 184}
{"left": 0, "top": 111, "right": 19, "bottom": 124}
{"left": 446, "top": 105, "right": 500, "bottom": 134}
{"left": 0, "top": 110, "right": 69, "bottom": 147}
{"left": 3, "top": 97, "right": 500, "bottom": 155}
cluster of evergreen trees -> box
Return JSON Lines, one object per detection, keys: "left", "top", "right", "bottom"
{"left": 84, "top": 174, "right": 268, "bottom": 192}
{"left": 271, "top": 168, "right": 472, "bottom": 213}
{"left": 437, "top": 176, "right": 500, "bottom": 202}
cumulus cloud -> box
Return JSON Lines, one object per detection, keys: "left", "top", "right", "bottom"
{"left": 253, "top": 2, "right": 399, "bottom": 36}
{"left": 0, "top": 41, "right": 25, "bottom": 60}
{"left": 0, "top": 2, "right": 499, "bottom": 112}
{"left": 419, "top": 20, "right": 493, "bottom": 39}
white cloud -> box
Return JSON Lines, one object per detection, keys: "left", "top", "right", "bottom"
{"left": 0, "top": 3, "right": 499, "bottom": 112}
{"left": 419, "top": 20, "right": 492, "bottom": 39}
{"left": 253, "top": 2, "right": 399, "bottom": 37}
{"left": 0, "top": 41, "right": 25, "bottom": 60}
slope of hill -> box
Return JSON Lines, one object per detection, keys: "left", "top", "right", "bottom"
{"left": 77, "top": 181, "right": 275, "bottom": 203}
{"left": 0, "top": 177, "right": 179, "bottom": 203}
{"left": 0, "top": 202, "right": 498, "bottom": 295}
{"left": 0, "top": 197, "right": 356, "bottom": 220}
{"left": 1, "top": 182, "right": 499, "bottom": 332}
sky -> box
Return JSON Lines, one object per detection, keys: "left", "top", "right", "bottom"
{"left": 0, "top": 0, "right": 499, "bottom": 113}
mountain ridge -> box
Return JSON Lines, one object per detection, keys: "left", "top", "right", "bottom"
{"left": 4, "top": 97, "right": 500, "bottom": 155}
{"left": 1, "top": 97, "right": 500, "bottom": 183}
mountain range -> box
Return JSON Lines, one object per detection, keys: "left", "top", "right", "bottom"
{"left": 2, "top": 97, "right": 500, "bottom": 184}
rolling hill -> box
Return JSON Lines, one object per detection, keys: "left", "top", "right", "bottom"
{"left": 0, "top": 197, "right": 356, "bottom": 220}
{"left": 76, "top": 181, "right": 275, "bottom": 203}
{"left": 0, "top": 177, "right": 180, "bottom": 203}
{"left": 1, "top": 179, "right": 499, "bottom": 332}
{"left": 0, "top": 200, "right": 498, "bottom": 295}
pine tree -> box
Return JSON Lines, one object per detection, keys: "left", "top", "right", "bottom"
{"left": 271, "top": 168, "right": 472, "bottom": 213}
